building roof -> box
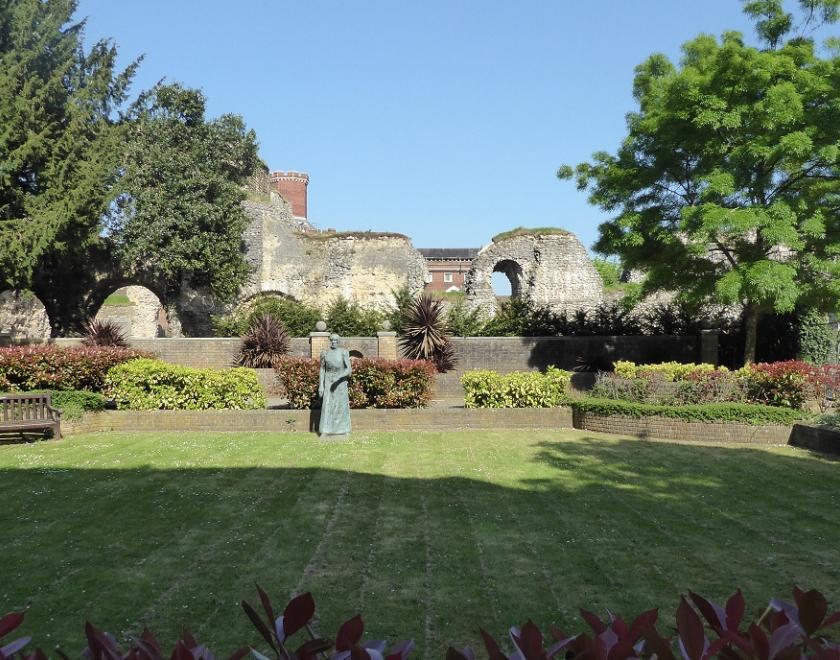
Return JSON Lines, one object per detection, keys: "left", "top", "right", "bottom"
{"left": 418, "top": 248, "right": 480, "bottom": 260}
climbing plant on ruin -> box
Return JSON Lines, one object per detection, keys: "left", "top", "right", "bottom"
{"left": 559, "top": 0, "right": 840, "bottom": 363}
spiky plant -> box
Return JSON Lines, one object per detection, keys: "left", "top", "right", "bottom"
{"left": 237, "top": 313, "right": 290, "bottom": 368}
{"left": 400, "top": 294, "right": 457, "bottom": 372}
{"left": 82, "top": 318, "right": 128, "bottom": 348}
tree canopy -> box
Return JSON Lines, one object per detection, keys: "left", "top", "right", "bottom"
{"left": 106, "top": 84, "right": 260, "bottom": 304}
{"left": 559, "top": 0, "right": 840, "bottom": 362}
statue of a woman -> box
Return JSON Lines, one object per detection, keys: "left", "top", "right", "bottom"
{"left": 318, "top": 333, "right": 352, "bottom": 436}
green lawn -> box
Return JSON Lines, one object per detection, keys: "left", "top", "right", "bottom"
{"left": 3, "top": 430, "right": 839, "bottom": 657}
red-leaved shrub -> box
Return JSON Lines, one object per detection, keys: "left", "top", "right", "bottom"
{"left": 274, "top": 357, "right": 435, "bottom": 409}
{"left": 4, "top": 586, "right": 840, "bottom": 659}
{"left": 0, "top": 345, "right": 149, "bottom": 392}
{"left": 740, "top": 360, "right": 818, "bottom": 409}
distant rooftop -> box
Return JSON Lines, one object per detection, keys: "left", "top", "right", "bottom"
{"left": 419, "top": 248, "right": 480, "bottom": 260}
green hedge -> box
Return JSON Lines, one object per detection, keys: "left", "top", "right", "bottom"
{"left": 105, "top": 359, "right": 266, "bottom": 410}
{"left": 462, "top": 367, "right": 571, "bottom": 408}
{"left": 4, "top": 389, "right": 107, "bottom": 420}
{"left": 569, "top": 397, "right": 808, "bottom": 426}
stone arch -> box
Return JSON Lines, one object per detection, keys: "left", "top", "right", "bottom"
{"left": 464, "top": 229, "right": 604, "bottom": 317}
{"left": 0, "top": 290, "right": 52, "bottom": 342}
{"left": 491, "top": 259, "right": 525, "bottom": 299}
{"left": 93, "top": 285, "right": 171, "bottom": 338}
{"left": 86, "top": 278, "right": 181, "bottom": 338}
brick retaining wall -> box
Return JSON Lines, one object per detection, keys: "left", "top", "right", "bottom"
{"left": 788, "top": 423, "right": 840, "bottom": 455}
{"left": 64, "top": 407, "right": 574, "bottom": 435}
{"left": 572, "top": 409, "right": 792, "bottom": 444}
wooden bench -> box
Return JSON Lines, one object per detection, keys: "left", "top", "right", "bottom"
{"left": 0, "top": 393, "right": 62, "bottom": 439}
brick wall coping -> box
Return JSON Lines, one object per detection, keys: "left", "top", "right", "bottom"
{"left": 63, "top": 407, "right": 574, "bottom": 436}
{"left": 59, "top": 406, "right": 812, "bottom": 449}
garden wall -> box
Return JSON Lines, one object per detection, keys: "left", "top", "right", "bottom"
{"left": 571, "top": 409, "right": 792, "bottom": 444}
{"left": 788, "top": 423, "right": 840, "bottom": 455}
{"left": 63, "top": 407, "right": 574, "bottom": 435}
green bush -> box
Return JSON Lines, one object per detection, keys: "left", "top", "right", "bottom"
{"left": 105, "top": 359, "right": 266, "bottom": 410}
{"left": 213, "top": 295, "right": 320, "bottom": 338}
{"left": 797, "top": 309, "right": 837, "bottom": 364}
{"left": 22, "top": 389, "right": 106, "bottom": 420}
{"left": 569, "top": 397, "right": 807, "bottom": 425}
{"left": 325, "top": 297, "right": 385, "bottom": 336}
{"left": 462, "top": 367, "right": 571, "bottom": 408}
{"left": 613, "top": 360, "right": 726, "bottom": 381}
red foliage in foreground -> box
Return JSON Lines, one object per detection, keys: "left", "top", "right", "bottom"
{"left": 3, "top": 586, "right": 840, "bottom": 659}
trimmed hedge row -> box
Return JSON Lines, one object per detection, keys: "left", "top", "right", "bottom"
{"left": 274, "top": 357, "right": 435, "bottom": 409}
{"left": 569, "top": 397, "right": 808, "bottom": 426}
{"left": 0, "top": 345, "right": 149, "bottom": 391}
{"left": 462, "top": 367, "right": 571, "bottom": 408}
{"left": 105, "top": 359, "right": 266, "bottom": 410}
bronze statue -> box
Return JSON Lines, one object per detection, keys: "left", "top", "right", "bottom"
{"left": 318, "top": 333, "right": 352, "bottom": 436}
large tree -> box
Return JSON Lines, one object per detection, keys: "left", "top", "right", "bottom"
{"left": 106, "top": 83, "right": 260, "bottom": 305}
{"left": 0, "top": 0, "right": 136, "bottom": 312}
{"left": 559, "top": 0, "right": 840, "bottom": 363}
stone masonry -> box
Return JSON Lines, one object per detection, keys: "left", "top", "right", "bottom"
{"left": 240, "top": 196, "right": 427, "bottom": 311}
{"left": 464, "top": 231, "right": 604, "bottom": 315}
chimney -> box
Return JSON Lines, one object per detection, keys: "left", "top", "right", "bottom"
{"left": 270, "top": 171, "right": 309, "bottom": 219}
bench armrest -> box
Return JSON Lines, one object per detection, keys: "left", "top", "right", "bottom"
{"left": 46, "top": 404, "right": 62, "bottom": 420}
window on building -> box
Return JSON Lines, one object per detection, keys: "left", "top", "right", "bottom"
{"left": 444, "top": 272, "right": 453, "bottom": 283}
{"left": 425, "top": 272, "right": 433, "bottom": 283}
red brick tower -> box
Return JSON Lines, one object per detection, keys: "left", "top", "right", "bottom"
{"left": 270, "top": 171, "right": 309, "bottom": 219}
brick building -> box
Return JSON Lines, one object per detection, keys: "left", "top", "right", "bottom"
{"left": 270, "top": 171, "right": 309, "bottom": 219}
{"left": 419, "top": 248, "right": 479, "bottom": 292}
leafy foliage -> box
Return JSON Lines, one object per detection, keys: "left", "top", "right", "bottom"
{"left": 462, "top": 368, "right": 571, "bottom": 408}
{"left": 106, "top": 83, "right": 260, "bottom": 304}
{"left": 81, "top": 317, "right": 128, "bottom": 348}
{"left": 0, "top": 345, "right": 147, "bottom": 391}
{"left": 798, "top": 309, "right": 838, "bottom": 364}
{"left": 325, "top": 297, "right": 385, "bottom": 337}
{"left": 400, "top": 294, "right": 456, "bottom": 372}
{"left": 445, "top": 297, "right": 486, "bottom": 337}
{"left": 236, "top": 314, "right": 291, "bottom": 368}
{"left": 559, "top": 2, "right": 840, "bottom": 362}
{"left": 214, "top": 295, "right": 321, "bottom": 338}
{"left": 105, "top": 358, "right": 266, "bottom": 410}
{"left": 452, "top": 586, "right": 840, "bottom": 660}
{"left": 7, "top": 585, "right": 840, "bottom": 659}
{"left": 592, "top": 258, "right": 623, "bottom": 289}
{"left": 274, "top": 357, "right": 435, "bottom": 409}
{"left": 28, "top": 389, "right": 107, "bottom": 420}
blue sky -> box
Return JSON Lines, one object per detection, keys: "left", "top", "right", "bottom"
{"left": 77, "top": 1, "right": 768, "bottom": 252}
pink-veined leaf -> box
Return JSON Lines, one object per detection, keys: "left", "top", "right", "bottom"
{"left": 0, "top": 613, "right": 24, "bottom": 640}
{"left": 283, "top": 592, "right": 316, "bottom": 639}
{"left": 798, "top": 590, "right": 828, "bottom": 636}
{"left": 336, "top": 615, "right": 365, "bottom": 652}
{"left": 676, "top": 597, "right": 707, "bottom": 660}
{"left": 725, "top": 590, "right": 746, "bottom": 632}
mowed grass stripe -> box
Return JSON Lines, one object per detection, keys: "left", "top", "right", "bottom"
{"left": 3, "top": 430, "right": 840, "bottom": 657}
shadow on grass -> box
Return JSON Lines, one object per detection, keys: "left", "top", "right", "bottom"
{"left": 3, "top": 435, "right": 840, "bottom": 657}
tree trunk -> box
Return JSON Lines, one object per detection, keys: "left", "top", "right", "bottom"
{"left": 743, "top": 305, "right": 759, "bottom": 365}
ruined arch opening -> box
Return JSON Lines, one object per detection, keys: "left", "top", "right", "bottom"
{"left": 93, "top": 285, "right": 170, "bottom": 338}
{"left": 491, "top": 259, "right": 524, "bottom": 300}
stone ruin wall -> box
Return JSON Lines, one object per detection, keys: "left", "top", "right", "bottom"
{"left": 464, "top": 233, "right": 605, "bottom": 316}
{"left": 240, "top": 199, "right": 427, "bottom": 312}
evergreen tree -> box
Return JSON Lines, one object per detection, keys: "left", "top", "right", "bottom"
{"left": 106, "top": 83, "right": 260, "bottom": 304}
{"left": 0, "top": 0, "right": 136, "bottom": 302}
{"left": 559, "top": 0, "right": 840, "bottom": 363}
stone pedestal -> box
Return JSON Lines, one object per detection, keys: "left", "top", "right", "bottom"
{"left": 377, "top": 331, "right": 398, "bottom": 360}
{"left": 309, "top": 332, "right": 331, "bottom": 358}
{"left": 700, "top": 329, "right": 720, "bottom": 366}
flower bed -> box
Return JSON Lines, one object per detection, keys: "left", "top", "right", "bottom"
{"left": 462, "top": 367, "right": 571, "bottom": 408}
